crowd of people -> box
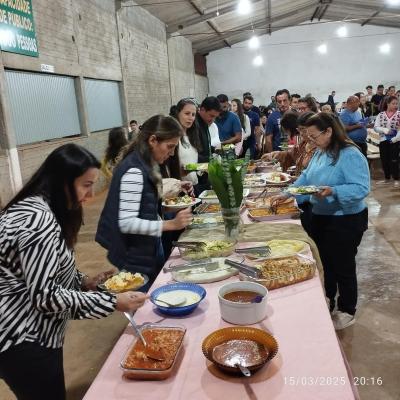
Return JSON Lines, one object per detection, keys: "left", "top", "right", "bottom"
{"left": 0, "top": 83, "right": 399, "bottom": 399}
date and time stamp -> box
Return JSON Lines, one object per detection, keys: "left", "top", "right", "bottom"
{"left": 284, "top": 376, "right": 383, "bottom": 386}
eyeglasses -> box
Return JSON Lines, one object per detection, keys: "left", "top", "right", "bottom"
{"left": 306, "top": 130, "right": 325, "bottom": 140}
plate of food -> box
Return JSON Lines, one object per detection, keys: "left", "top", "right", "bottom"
{"left": 245, "top": 194, "right": 295, "bottom": 209}
{"left": 98, "top": 270, "right": 148, "bottom": 293}
{"left": 265, "top": 172, "right": 291, "bottom": 184}
{"left": 184, "top": 163, "right": 208, "bottom": 172}
{"left": 188, "top": 214, "right": 224, "bottom": 228}
{"left": 247, "top": 203, "right": 300, "bottom": 221}
{"left": 239, "top": 255, "right": 316, "bottom": 290}
{"left": 265, "top": 239, "right": 308, "bottom": 257}
{"left": 244, "top": 174, "right": 267, "bottom": 188}
{"left": 199, "top": 189, "right": 249, "bottom": 204}
{"left": 286, "top": 186, "right": 322, "bottom": 195}
{"left": 176, "top": 240, "right": 236, "bottom": 261}
{"left": 194, "top": 202, "right": 221, "bottom": 214}
{"left": 162, "top": 195, "right": 201, "bottom": 209}
{"left": 165, "top": 258, "right": 238, "bottom": 284}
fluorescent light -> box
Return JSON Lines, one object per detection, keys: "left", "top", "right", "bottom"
{"left": 386, "top": 0, "right": 400, "bottom": 6}
{"left": 248, "top": 35, "right": 260, "bottom": 49}
{"left": 237, "top": 0, "right": 251, "bottom": 15}
{"left": 379, "top": 43, "right": 391, "bottom": 54}
{"left": 253, "top": 55, "right": 263, "bottom": 66}
{"left": 336, "top": 26, "right": 348, "bottom": 37}
{"left": 317, "top": 43, "right": 328, "bottom": 54}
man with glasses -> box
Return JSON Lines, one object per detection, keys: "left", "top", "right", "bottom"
{"left": 339, "top": 96, "right": 368, "bottom": 157}
{"left": 263, "top": 89, "right": 291, "bottom": 153}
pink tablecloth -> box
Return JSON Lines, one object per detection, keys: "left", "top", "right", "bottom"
{"left": 84, "top": 238, "right": 357, "bottom": 399}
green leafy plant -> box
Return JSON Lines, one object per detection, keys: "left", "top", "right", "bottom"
{"left": 208, "top": 148, "right": 250, "bottom": 209}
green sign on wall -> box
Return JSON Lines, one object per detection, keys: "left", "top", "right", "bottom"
{"left": 0, "top": 0, "right": 38, "bottom": 57}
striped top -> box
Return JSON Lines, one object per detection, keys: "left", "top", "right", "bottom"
{"left": 118, "top": 168, "right": 162, "bottom": 237}
{"left": 0, "top": 196, "right": 116, "bottom": 353}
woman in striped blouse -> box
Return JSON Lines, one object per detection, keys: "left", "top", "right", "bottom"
{"left": 0, "top": 144, "right": 147, "bottom": 400}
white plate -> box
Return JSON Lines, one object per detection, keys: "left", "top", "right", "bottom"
{"left": 162, "top": 198, "right": 201, "bottom": 209}
{"left": 265, "top": 172, "right": 291, "bottom": 184}
{"left": 199, "top": 189, "right": 250, "bottom": 204}
{"left": 170, "top": 258, "right": 238, "bottom": 284}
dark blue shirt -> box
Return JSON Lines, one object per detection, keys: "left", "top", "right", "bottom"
{"left": 265, "top": 110, "right": 282, "bottom": 150}
{"left": 339, "top": 109, "right": 367, "bottom": 143}
{"left": 245, "top": 110, "right": 260, "bottom": 138}
{"left": 215, "top": 111, "right": 242, "bottom": 142}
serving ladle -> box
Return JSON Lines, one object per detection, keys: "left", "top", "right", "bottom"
{"left": 124, "top": 312, "right": 165, "bottom": 361}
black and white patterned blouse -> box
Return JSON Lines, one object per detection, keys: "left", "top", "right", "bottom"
{"left": 0, "top": 196, "right": 116, "bottom": 353}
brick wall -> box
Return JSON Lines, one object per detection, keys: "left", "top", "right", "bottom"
{"left": 118, "top": 5, "right": 172, "bottom": 123}
{"left": 0, "top": 0, "right": 209, "bottom": 201}
{"left": 167, "top": 36, "right": 195, "bottom": 105}
{"left": 17, "top": 131, "right": 110, "bottom": 192}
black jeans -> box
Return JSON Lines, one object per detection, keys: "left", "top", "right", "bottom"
{"left": 379, "top": 140, "right": 399, "bottom": 180}
{"left": 310, "top": 209, "right": 368, "bottom": 315}
{"left": 299, "top": 201, "right": 312, "bottom": 237}
{"left": 0, "top": 342, "right": 65, "bottom": 400}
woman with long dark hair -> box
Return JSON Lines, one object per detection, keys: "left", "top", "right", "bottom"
{"left": 96, "top": 115, "right": 192, "bottom": 285}
{"left": 231, "top": 98, "right": 250, "bottom": 156}
{"left": 273, "top": 113, "right": 370, "bottom": 330}
{"left": 101, "top": 127, "right": 128, "bottom": 180}
{"left": 167, "top": 98, "right": 202, "bottom": 185}
{"left": 0, "top": 144, "right": 147, "bottom": 400}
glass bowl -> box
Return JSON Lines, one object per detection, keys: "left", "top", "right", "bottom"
{"left": 120, "top": 323, "right": 186, "bottom": 380}
{"left": 202, "top": 326, "right": 278, "bottom": 375}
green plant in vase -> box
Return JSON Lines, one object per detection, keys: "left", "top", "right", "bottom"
{"left": 208, "top": 148, "right": 250, "bottom": 239}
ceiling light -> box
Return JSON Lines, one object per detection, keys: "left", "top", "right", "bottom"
{"left": 379, "top": 43, "right": 391, "bottom": 54}
{"left": 253, "top": 55, "right": 263, "bottom": 66}
{"left": 386, "top": 0, "right": 400, "bottom": 6}
{"left": 317, "top": 43, "right": 327, "bottom": 54}
{"left": 336, "top": 26, "right": 348, "bottom": 37}
{"left": 237, "top": 0, "right": 251, "bottom": 15}
{"left": 248, "top": 35, "right": 260, "bottom": 49}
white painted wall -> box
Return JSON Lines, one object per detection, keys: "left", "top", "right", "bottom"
{"left": 207, "top": 21, "right": 400, "bottom": 105}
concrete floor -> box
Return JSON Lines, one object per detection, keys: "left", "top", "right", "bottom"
{"left": 1, "top": 173, "right": 399, "bottom": 400}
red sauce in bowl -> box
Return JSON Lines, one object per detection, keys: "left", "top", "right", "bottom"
{"left": 223, "top": 290, "right": 261, "bottom": 303}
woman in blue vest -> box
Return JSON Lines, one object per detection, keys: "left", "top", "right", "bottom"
{"left": 96, "top": 115, "right": 192, "bottom": 288}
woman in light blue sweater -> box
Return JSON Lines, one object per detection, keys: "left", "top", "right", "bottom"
{"left": 288, "top": 113, "right": 370, "bottom": 330}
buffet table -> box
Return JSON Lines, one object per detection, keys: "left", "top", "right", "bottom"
{"left": 83, "top": 218, "right": 358, "bottom": 400}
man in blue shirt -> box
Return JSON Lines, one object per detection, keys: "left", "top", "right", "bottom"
{"left": 339, "top": 96, "right": 368, "bottom": 157}
{"left": 243, "top": 94, "right": 261, "bottom": 159}
{"left": 215, "top": 94, "right": 242, "bottom": 145}
{"left": 264, "top": 89, "right": 291, "bottom": 152}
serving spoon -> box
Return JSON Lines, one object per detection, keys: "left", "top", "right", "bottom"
{"left": 154, "top": 295, "right": 186, "bottom": 308}
{"left": 124, "top": 312, "right": 165, "bottom": 361}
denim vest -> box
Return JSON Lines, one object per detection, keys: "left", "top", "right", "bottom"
{"left": 95, "top": 151, "right": 161, "bottom": 279}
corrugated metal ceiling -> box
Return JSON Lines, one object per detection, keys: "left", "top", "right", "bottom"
{"left": 123, "top": 0, "right": 400, "bottom": 54}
